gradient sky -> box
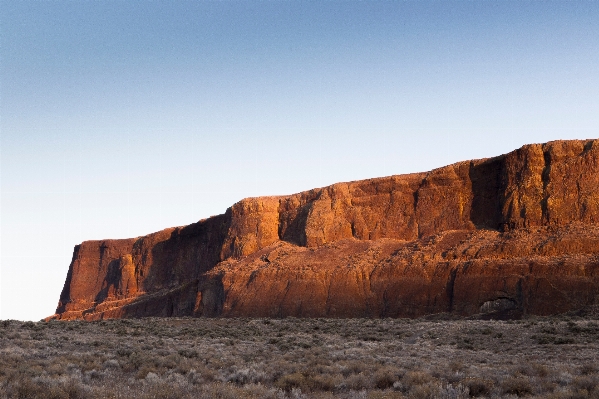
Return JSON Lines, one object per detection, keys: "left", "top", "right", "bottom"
{"left": 1, "top": 1, "right": 598, "bottom": 320}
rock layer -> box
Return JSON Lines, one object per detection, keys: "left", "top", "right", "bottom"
{"left": 49, "top": 139, "right": 599, "bottom": 320}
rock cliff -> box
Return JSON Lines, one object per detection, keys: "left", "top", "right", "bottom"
{"left": 48, "top": 139, "right": 599, "bottom": 320}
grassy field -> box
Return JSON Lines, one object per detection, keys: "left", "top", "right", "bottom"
{"left": 1, "top": 315, "right": 599, "bottom": 398}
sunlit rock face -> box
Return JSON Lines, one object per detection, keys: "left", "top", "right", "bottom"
{"left": 48, "top": 139, "right": 599, "bottom": 321}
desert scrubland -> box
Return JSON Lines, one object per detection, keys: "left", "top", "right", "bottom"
{"left": 1, "top": 315, "right": 599, "bottom": 399}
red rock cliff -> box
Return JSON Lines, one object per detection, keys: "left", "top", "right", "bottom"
{"left": 49, "top": 139, "right": 599, "bottom": 320}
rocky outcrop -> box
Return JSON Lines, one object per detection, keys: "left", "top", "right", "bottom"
{"left": 48, "top": 139, "right": 599, "bottom": 320}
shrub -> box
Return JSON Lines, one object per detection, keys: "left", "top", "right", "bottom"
{"left": 573, "top": 375, "right": 599, "bottom": 393}
{"left": 178, "top": 349, "right": 199, "bottom": 359}
{"left": 402, "top": 371, "right": 434, "bottom": 387}
{"left": 374, "top": 368, "right": 399, "bottom": 390}
{"left": 409, "top": 382, "right": 442, "bottom": 399}
{"left": 462, "top": 377, "right": 493, "bottom": 397}
{"left": 346, "top": 372, "right": 373, "bottom": 391}
{"left": 581, "top": 364, "right": 598, "bottom": 375}
{"left": 275, "top": 372, "right": 307, "bottom": 392}
{"left": 502, "top": 376, "right": 533, "bottom": 396}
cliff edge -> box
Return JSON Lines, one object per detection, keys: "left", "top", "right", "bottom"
{"left": 48, "top": 139, "right": 599, "bottom": 320}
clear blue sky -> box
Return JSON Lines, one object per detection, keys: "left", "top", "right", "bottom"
{"left": 1, "top": 1, "right": 598, "bottom": 320}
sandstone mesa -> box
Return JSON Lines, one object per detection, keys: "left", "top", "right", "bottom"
{"left": 48, "top": 139, "right": 599, "bottom": 321}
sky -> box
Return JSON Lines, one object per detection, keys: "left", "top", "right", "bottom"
{"left": 1, "top": 1, "right": 598, "bottom": 321}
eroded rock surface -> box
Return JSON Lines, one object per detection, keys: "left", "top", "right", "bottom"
{"left": 48, "top": 139, "right": 599, "bottom": 320}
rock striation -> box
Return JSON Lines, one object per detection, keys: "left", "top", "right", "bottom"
{"left": 48, "top": 139, "right": 599, "bottom": 320}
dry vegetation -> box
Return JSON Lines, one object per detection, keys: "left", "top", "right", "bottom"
{"left": 1, "top": 315, "right": 599, "bottom": 398}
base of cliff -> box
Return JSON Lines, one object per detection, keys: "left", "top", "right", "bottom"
{"left": 48, "top": 223, "right": 599, "bottom": 321}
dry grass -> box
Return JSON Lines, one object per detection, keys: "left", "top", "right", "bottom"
{"left": 1, "top": 315, "right": 599, "bottom": 398}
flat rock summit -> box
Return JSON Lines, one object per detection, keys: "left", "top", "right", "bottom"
{"left": 48, "top": 139, "right": 599, "bottom": 321}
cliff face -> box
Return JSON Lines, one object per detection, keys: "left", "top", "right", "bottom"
{"left": 49, "top": 139, "right": 599, "bottom": 320}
